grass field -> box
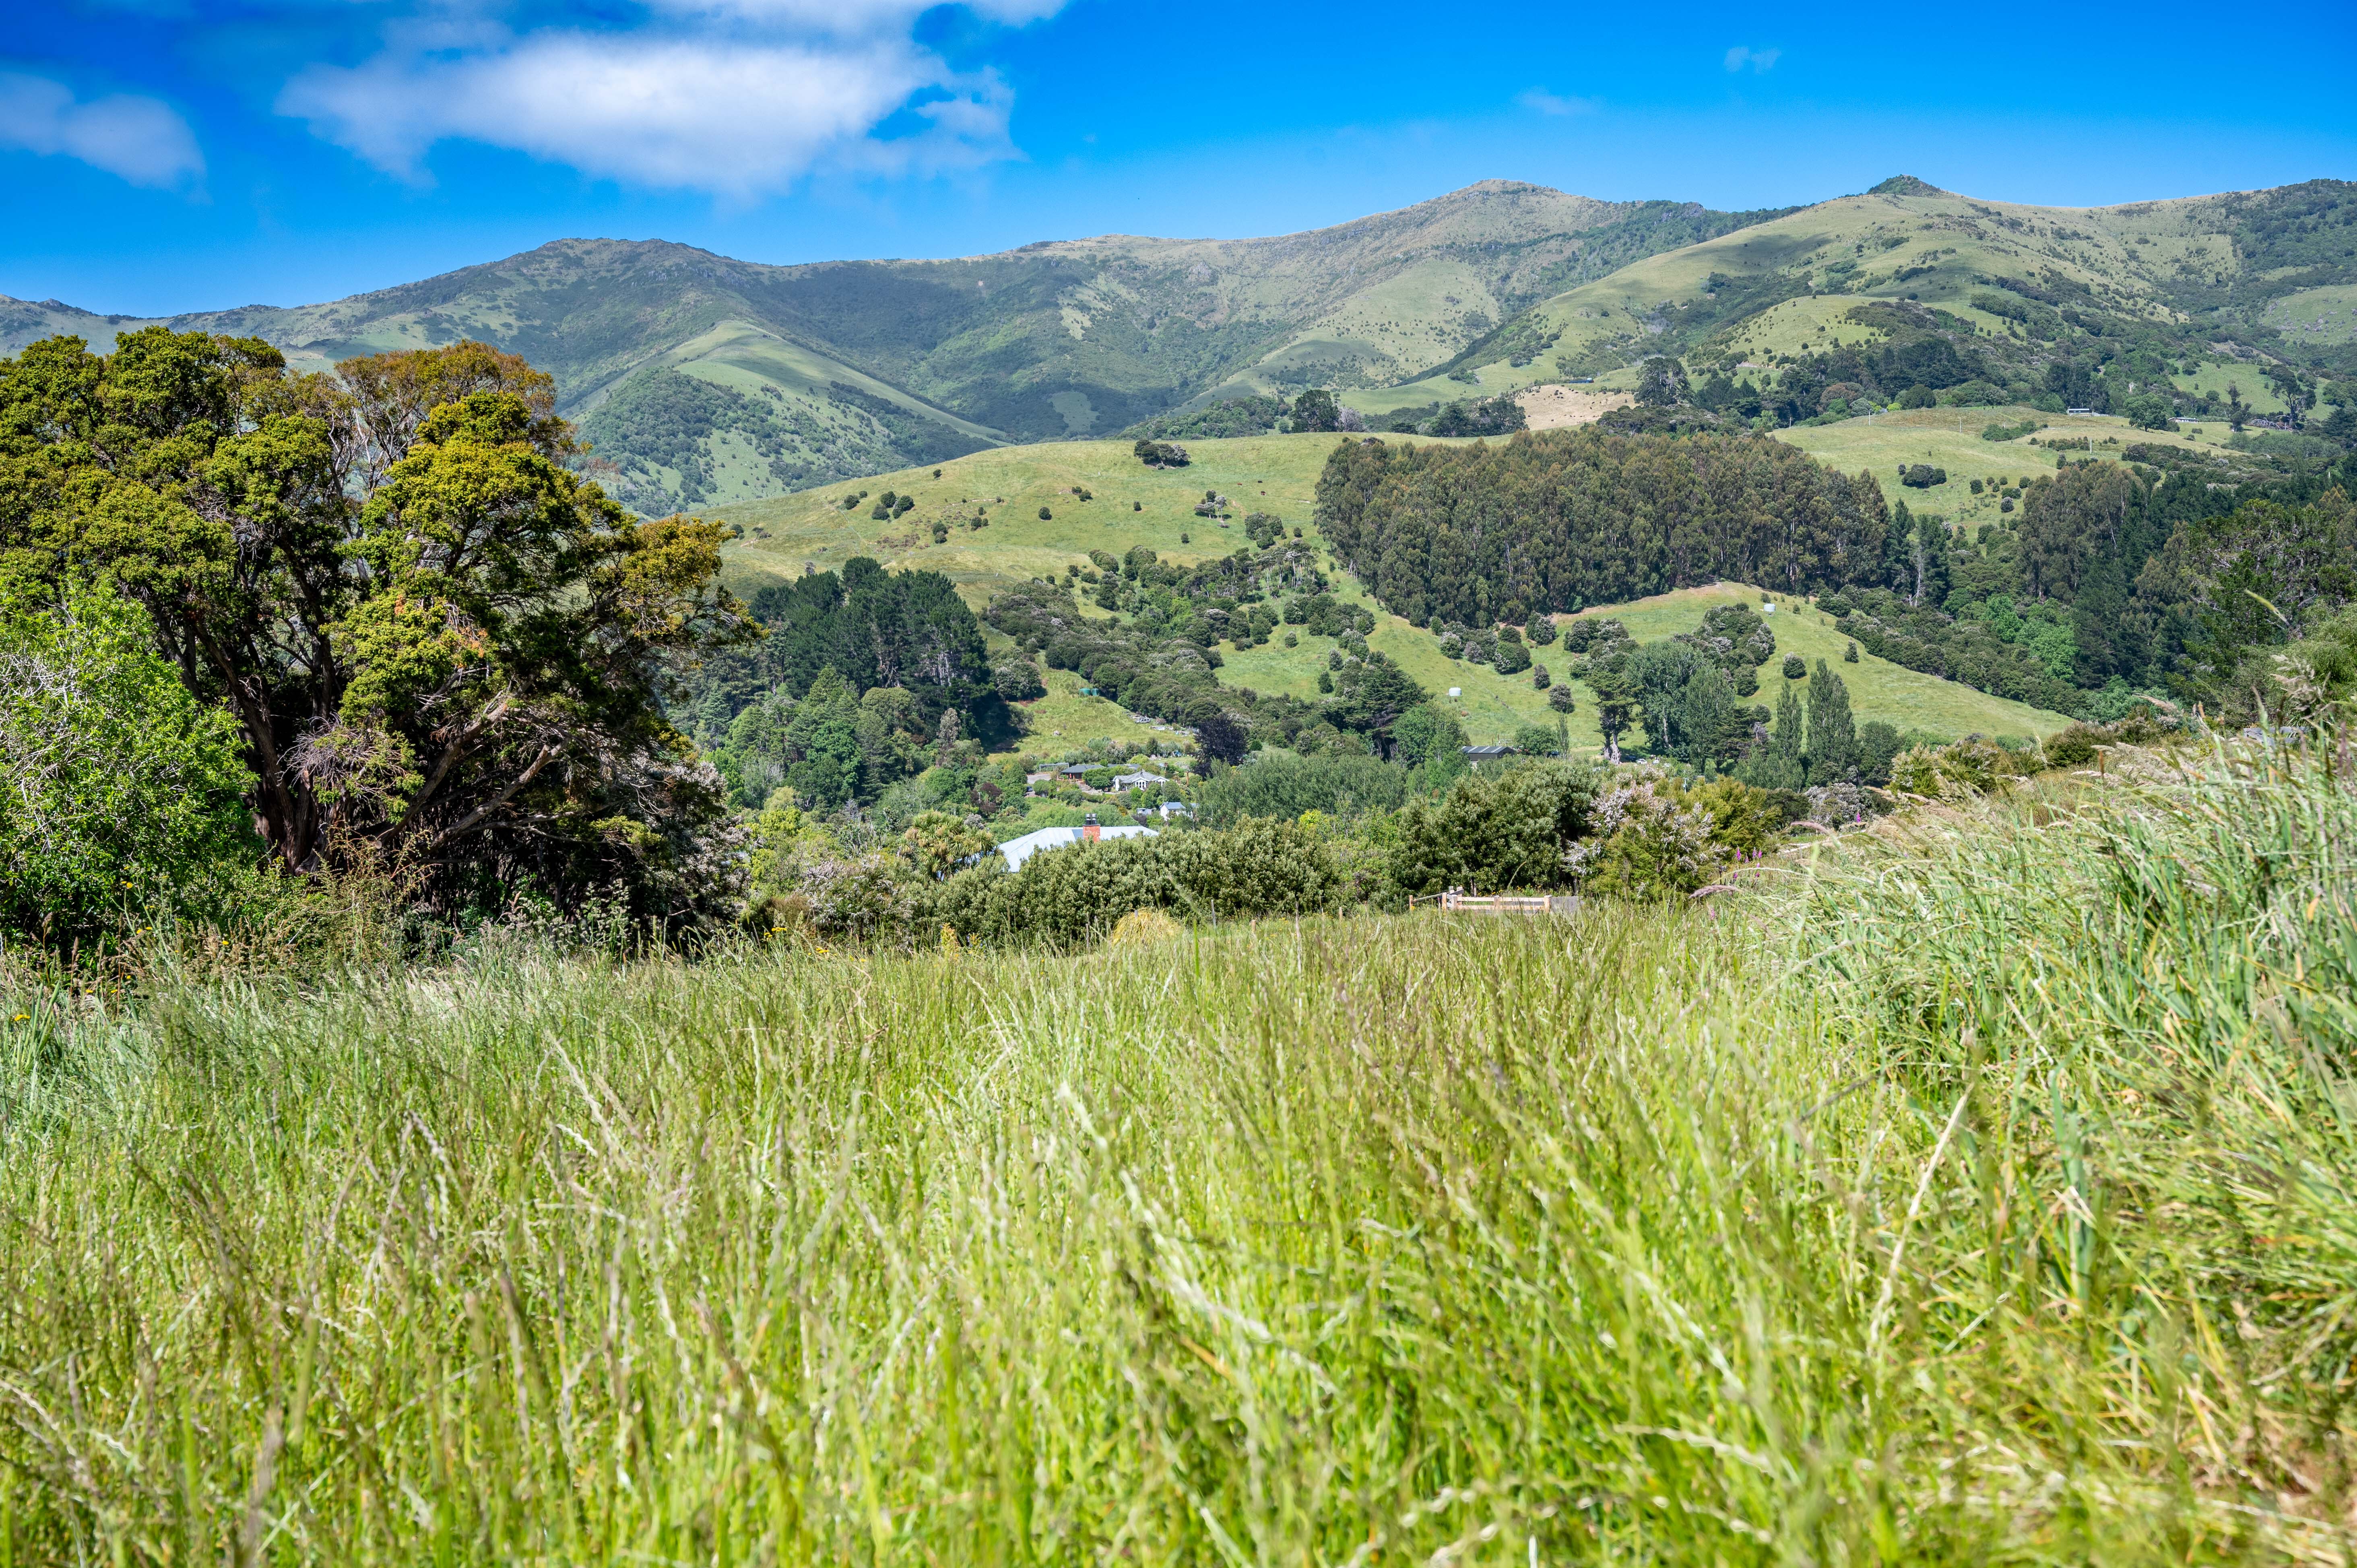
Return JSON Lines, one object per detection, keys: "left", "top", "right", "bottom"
{"left": 709, "top": 432, "right": 2072, "bottom": 757}
{"left": 1777, "top": 405, "right": 2175, "bottom": 532}
{"left": 5, "top": 745, "right": 2353, "bottom": 1562}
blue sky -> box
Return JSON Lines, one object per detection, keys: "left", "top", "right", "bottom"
{"left": 6, "top": 0, "right": 2353, "bottom": 317}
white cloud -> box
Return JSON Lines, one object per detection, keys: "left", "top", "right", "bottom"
{"left": 1723, "top": 45, "right": 1781, "bottom": 73}
{"left": 0, "top": 70, "right": 204, "bottom": 189}
{"left": 279, "top": 2, "right": 1061, "bottom": 197}
{"left": 1516, "top": 89, "right": 1599, "bottom": 117}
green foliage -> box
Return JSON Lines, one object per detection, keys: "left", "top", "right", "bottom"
{"left": 1193, "top": 752, "right": 1412, "bottom": 827}
{"left": 2144, "top": 491, "right": 2357, "bottom": 719}
{"left": 1513, "top": 723, "right": 1559, "bottom": 755}
{"left": 899, "top": 809, "right": 993, "bottom": 881}
{"left": 1290, "top": 389, "right": 1342, "bottom": 433}
{"left": 695, "top": 557, "right": 1002, "bottom": 767}
{"left": 1635, "top": 355, "right": 1691, "bottom": 408}
{"left": 1857, "top": 720, "right": 1903, "bottom": 786}
{"left": 1897, "top": 385, "right": 1938, "bottom": 409}
{"left": 1389, "top": 701, "right": 1468, "bottom": 772}
{"left": 1781, "top": 653, "right": 1807, "bottom": 680}
{"left": 1122, "top": 398, "right": 1289, "bottom": 442}
{"left": 1132, "top": 438, "right": 1192, "bottom": 468}
{"left": 1886, "top": 735, "right": 2038, "bottom": 800}
{"left": 0, "top": 582, "right": 256, "bottom": 945}
{"left": 1382, "top": 760, "right": 1600, "bottom": 898}
{"left": 931, "top": 815, "right": 1341, "bottom": 945}
{"left": 0, "top": 332, "right": 752, "bottom": 924}
{"left": 1804, "top": 660, "right": 1859, "bottom": 784}
{"left": 1419, "top": 396, "right": 1528, "bottom": 437}
{"left": 2121, "top": 392, "right": 2176, "bottom": 431}
{"left": 1316, "top": 428, "right": 1892, "bottom": 626}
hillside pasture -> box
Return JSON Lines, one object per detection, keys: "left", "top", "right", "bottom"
{"left": 711, "top": 433, "right": 2072, "bottom": 755}
{"left": 1563, "top": 582, "right": 2071, "bottom": 742}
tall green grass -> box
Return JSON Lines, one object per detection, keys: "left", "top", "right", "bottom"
{"left": 1, "top": 745, "right": 2352, "bottom": 1564}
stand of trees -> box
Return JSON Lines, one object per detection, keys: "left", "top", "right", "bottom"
{"left": 1316, "top": 428, "right": 1894, "bottom": 622}
{"left": 0, "top": 330, "right": 753, "bottom": 938}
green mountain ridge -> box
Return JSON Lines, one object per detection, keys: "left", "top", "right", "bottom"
{"left": 1377, "top": 176, "right": 2357, "bottom": 417}
{"left": 0, "top": 182, "right": 1785, "bottom": 513}
{"left": 6, "top": 176, "right": 2348, "bottom": 516}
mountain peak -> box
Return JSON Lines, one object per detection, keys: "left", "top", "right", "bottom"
{"left": 1869, "top": 175, "right": 1945, "bottom": 198}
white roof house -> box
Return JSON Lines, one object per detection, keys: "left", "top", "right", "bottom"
{"left": 995, "top": 822, "right": 1158, "bottom": 871}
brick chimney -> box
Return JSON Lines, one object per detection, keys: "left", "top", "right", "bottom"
{"left": 1082, "top": 812, "right": 1100, "bottom": 842}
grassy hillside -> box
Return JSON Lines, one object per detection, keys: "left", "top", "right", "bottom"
{"left": 9, "top": 751, "right": 2355, "bottom": 1560}
{"left": 1390, "top": 175, "right": 2357, "bottom": 415}
{"left": 710, "top": 433, "right": 2070, "bottom": 756}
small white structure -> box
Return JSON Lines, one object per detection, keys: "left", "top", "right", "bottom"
{"left": 996, "top": 821, "right": 1157, "bottom": 871}
{"left": 1447, "top": 686, "right": 1462, "bottom": 699}
{"left": 1760, "top": 602, "right": 1775, "bottom": 615}
{"left": 1112, "top": 770, "right": 1168, "bottom": 790}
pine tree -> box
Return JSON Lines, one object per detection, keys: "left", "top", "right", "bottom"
{"left": 1909, "top": 510, "right": 1951, "bottom": 607}
{"left": 1805, "top": 661, "right": 1858, "bottom": 784}
{"left": 1742, "top": 680, "right": 1807, "bottom": 790}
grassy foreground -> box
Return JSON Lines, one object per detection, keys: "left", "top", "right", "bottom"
{"left": 4, "top": 748, "right": 2355, "bottom": 1564}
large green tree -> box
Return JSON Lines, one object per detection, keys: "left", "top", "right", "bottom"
{"left": 1804, "top": 660, "right": 1859, "bottom": 784}
{"left": 0, "top": 331, "right": 753, "bottom": 915}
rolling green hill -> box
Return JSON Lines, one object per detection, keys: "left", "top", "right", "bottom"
{"left": 0, "top": 185, "right": 1781, "bottom": 516}
{"left": 12, "top": 173, "right": 2342, "bottom": 523}
{"left": 1379, "top": 175, "right": 2357, "bottom": 417}
{"left": 707, "top": 433, "right": 2070, "bottom": 758}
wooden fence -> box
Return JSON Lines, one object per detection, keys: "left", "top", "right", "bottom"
{"left": 1410, "top": 891, "right": 1582, "bottom": 916}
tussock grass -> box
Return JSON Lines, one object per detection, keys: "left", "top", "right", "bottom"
{"left": 3, "top": 746, "right": 2355, "bottom": 1563}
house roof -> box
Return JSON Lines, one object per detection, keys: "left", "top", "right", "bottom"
{"left": 995, "top": 824, "right": 1158, "bottom": 871}
{"left": 1460, "top": 745, "right": 1517, "bottom": 760}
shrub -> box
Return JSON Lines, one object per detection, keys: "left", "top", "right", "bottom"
{"left": 1194, "top": 752, "right": 1411, "bottom": 827}
{"left": 1527, "top": 616, "right": 1557, "bottom": 646}
{"left": 1038, "top": 506, "right": 1053, "bottom": 520}
{"left": 1886, "top": 737, "right": 2037, "bottom": 801}
{"left": 1843, "top": 641, "right": 1859, "bottom": 663}
{"left": 1898, "top": 385, "right": 1938, "bottom": 409}
{"left": 1491, "top": 638, "right": 1532, "bottom": 675}
{"left": 1548, "top": 684, "right": 1577, "bottom": 713}
{"left": 1383, "top": 761, "right": 1600, "bottom": 899}
{"left": 1782, "top": 654, "right": 1807, "bottom": 680}
{"left": 1513, "top": 724, "right": 1560, "bottom": 756}
{"left": 1899, "top": 464, "right": 1948, "bottom": 488}
{"left": 1532, "top": 663, "right": 1551, "bottom": 690}
{"left": 928, "top": 816, "right": 1340, "bottom": 947}
{"left": 991, "top": 655, "right": 1046, "bottom": 701}
{"left": 2041, "top": 722, "right": 2107, "bottom": 768}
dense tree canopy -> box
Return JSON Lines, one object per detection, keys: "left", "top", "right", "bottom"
{"left": 0, "top": 330, "right": 752, "bottom": 917}
{"left": 1315, "top": 428, "right": 1892, "bottom": 622}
